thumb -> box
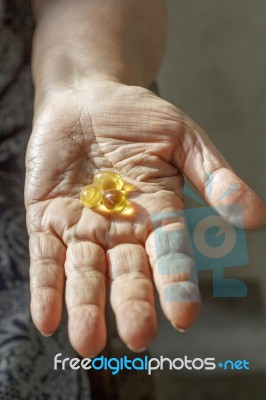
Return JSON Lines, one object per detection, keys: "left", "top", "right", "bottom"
{"left": 172, "top": 117, "right": 266, "bottom": 229}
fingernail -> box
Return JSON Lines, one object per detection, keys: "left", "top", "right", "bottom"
{"left": 81, "top": 354, "right": 97, "bottom": 359}
{"left": 171, "top": 321, "right": 186, "bottom": 333}
{"left": 126, "top": 344, "right": 147, "bottom": 353}
{"left": 41, "top": 331, "right": 54, "bottom": 337}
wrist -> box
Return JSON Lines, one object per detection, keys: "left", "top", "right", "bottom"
{"left": 32, "top": 0, "right": 166, "bottom": 108}
{"left": 32, "top": 3, "right": 147, "bottom": 102}
{"left": 33, "top": 69, "right": 124, "bottom": 110}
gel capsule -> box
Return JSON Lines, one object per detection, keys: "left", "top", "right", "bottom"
{"left": 80, "top": 184, "right": 102, "bottom": 208}
{"left": 102, "top": 189, "right": 127, "bottom": 213}
{"left": 94, "top": 171, "right": 124, "bottom": 191}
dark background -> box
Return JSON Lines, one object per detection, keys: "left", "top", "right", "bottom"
{"left": 149, "top": 0, "right": 266, "bottom": 398}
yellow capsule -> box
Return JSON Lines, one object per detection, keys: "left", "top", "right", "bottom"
{"left": 102, "top": 189, "right": 127, "bottom": 213}
{"left": 80, "top": 184, "right": 102, "bottom": 208}
{"left": 94, "top": 171, "right": 124, "bottom": 191}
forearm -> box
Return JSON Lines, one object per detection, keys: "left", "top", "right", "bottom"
{"left": 31, "top": 0, "right": 167, "bottom": 106}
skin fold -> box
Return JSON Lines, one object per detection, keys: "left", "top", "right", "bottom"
{"left": 26, "top": 0, "right": 266, "bottom": 357}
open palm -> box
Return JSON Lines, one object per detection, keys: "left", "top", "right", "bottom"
{"left": 25, "top": 82, "right": 265, "bottom": 356}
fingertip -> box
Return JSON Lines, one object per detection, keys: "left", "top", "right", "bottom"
{"left": 31, "top": 289, "right": 62, "bottom": 336}
{"left": 116, "top": 301, "right": 157, "bottom": 351}
{"left": 161, "top": 282, "right": 201, "bottom": 330}
{"left": 242, "top": 193, "right": 266, "bottom": 229}
{"left": 215, "top": 190, "right": 266, "bottom": 230}
{"left": 40, "top": 331, "right": 55, "bottom": 337}
{"left": 126, "top": 344, "right": 147, "bottom": 353}
{"left": 68, "top": 305, "right": 107, "bottom": 358}
{"left": 170, "top": 322, "right": 186, "bottom": 333}
{"left": 204, "top": 168, "right": 266, "bottom": 229}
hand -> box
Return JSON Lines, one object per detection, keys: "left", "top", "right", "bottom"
{"left": 25, "top": 81, "right": 266, "bottom": 356}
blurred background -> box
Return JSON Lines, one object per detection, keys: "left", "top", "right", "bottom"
{"left": 146, "top": 0, "right": 266, "bottom": 398}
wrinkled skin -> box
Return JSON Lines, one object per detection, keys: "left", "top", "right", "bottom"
{"left": 25, "top": 82, "right": 266, "bottom": 356}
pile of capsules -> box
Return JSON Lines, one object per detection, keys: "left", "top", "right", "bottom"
{"left": 80, "top": 171, "right": 128, "bottom": 213}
